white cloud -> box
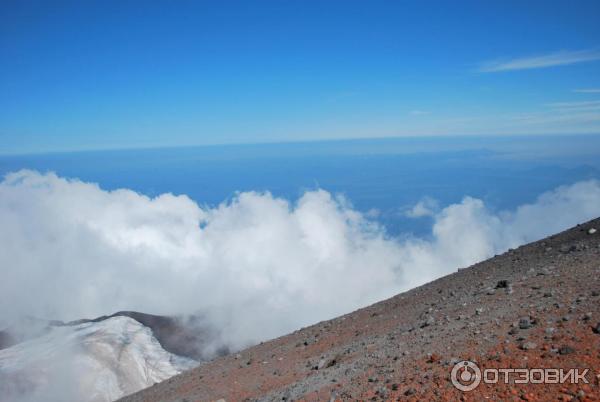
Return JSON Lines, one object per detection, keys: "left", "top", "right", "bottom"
{"left": 478, "top": 49, "right": 600, "bottom": 72}
{"left": 404, "top": 197, "right": 439, "bottom": 218}
{"left": 545, "top": 100, "right": 600, "bottom": 113}
{"left": 1, "top": 171, "right": 600, "bottom": 354}
{"left": 505, "top": 100, "right": 600, "bottom": 131}
{"left": 573, "top": 88, "right": 600, "bottom": 93}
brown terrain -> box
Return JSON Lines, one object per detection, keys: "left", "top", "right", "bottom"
{"left": 120, "top": 218, "right": 600, "bottom": 402}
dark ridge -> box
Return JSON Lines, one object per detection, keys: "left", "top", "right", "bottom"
{"left": 1, "top": 311, "right": 227, "bottom": 361}
{"left": 59, "top": 311, "right": 225, "bottom": 361}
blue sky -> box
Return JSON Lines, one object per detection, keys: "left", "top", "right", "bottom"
{"left": 1, "top": 0, "right": 600, "bottom": 154}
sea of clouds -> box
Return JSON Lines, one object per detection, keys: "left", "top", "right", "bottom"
{"left": 1, "top": 170, "right": 600, "bottom": 352}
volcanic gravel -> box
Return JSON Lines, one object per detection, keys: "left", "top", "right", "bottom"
{"left": 120, "top": 218, "right": 600, "bottom": 402}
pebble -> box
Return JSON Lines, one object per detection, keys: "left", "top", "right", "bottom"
{"left": 537, "top": 268, "right": 551, "bottom": 276}
{"left": 520, "top": 341, "right": 537, "bottom": 350}
{"left": 559, "top": 345, "right": 575, "bottom": 355}
{"left": 420, "top": 316, "right": 435, "bottom": 328}
{"left": 404, "top": 388, "right": 416, "bottom": 396}
{"left": 519, "top": 316, "right": 534, "bottom": 329}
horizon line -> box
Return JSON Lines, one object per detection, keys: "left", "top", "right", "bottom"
{"left": 2, "top": 132, "right": 600, "bottom": 157}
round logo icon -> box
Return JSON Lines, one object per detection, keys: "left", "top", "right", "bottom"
{"left": 451, "top": 360, "right": 481, "bottom": 391}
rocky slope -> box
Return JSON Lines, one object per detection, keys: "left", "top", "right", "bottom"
{"left": 120, "top": 218, "right": 600, "bottom": 402}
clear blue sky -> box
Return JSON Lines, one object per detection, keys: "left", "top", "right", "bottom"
{"left": 1, "top": 0, "right": 600, "bottom": 154}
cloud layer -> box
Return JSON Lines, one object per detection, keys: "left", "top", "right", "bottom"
{"left": 1, "top": 171, "right": 600, "bottom": 351}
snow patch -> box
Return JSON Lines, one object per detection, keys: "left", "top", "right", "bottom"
{"left": 0, "top": 316, "right": 197, "bottom": 402}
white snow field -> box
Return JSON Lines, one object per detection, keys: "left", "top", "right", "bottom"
{"left": 0, "top": 316, "right": 197, "bottom": 402}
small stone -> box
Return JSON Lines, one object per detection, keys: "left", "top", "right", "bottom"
{"left": 317, "top": 355, "right": 338, "bottom": 369}
{"left": 519, "top": 317, "right": 534, "bottom": 329}
{"left": 588, "top": 228, "right": 597, "bottom": 235}
{"left": 495, "top": 280, "right": 510, "bottom": 289}
{"left": 520, "top": 341, "right": 537, "bottom": 350}
{"left": 559, "top": 345, "right": 575, "bottom": 355}
{"left": 377, "top": 386, "right": 388, "bottom": 398}
{"left": 559, "top": 244, "right": 577, "bottom": 253}
{"left": 404, "top": 387, "right": 416, "bottom": 396}
{"left": 475, "top": 308, "right": 484, "bottom": 315}
{"left": 420, "top": 316, "right": 435, "bottom": 328}
{"left": 592, "top": 323, "right": 600, "bottom": 334}
{"left": 583, "top": 312, "right": 592, "bottom": 321}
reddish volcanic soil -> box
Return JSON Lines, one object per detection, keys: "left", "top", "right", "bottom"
{"left": 120, "top": 218, "right": 600, "bottom": 402}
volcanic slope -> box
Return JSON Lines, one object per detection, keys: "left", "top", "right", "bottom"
{"left": 121, "top": 218, "right": 600, "bottom": 402}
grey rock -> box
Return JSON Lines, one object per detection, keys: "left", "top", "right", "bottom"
{"left": 404, "top": 387, "right": 416, "bottom": 396}
{"left": 559, "top": 345, "right": 575, "bottom": 355}
{"left": 420, "top": 316, "right": 435, "bottom": 328}
{"left": 520, "top": 341, "right": 537, "bottom": 350}
{"left": 518, "top": 316, "right": 534, "bottom": 329}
